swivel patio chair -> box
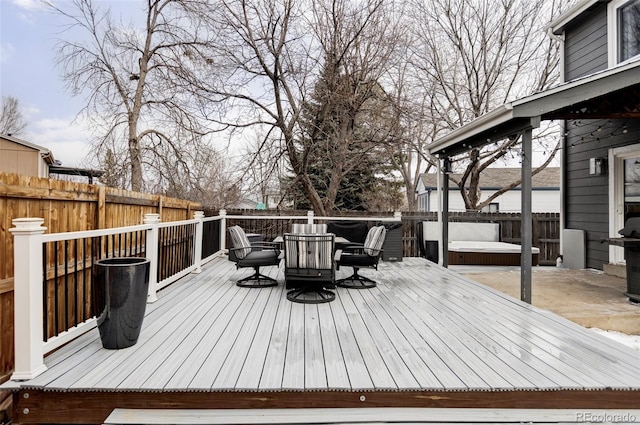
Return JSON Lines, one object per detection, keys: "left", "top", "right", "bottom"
{"left": 228, "top": 225, "right": 280, "bottom": 287}
{"left": 327, "top": 220, "right": 368, "bottom": 250}
{"left": 291, "top": 223, "right": 328, "bottom": 234}
{"left": 284, "top": 233, "right": 336, "bottom": 303}
{"left": 335, "top": 225, "right": 386, "bottom": 289}
{"left": 327, "top": 221, "right": 368, "bottom": 243}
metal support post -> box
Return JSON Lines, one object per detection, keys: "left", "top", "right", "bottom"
{"left": 521, "top": 128, "right": 533, "bottom": 304}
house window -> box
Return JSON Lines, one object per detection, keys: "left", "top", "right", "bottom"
{"left": 609, "top": 0, "right": 640, "bottom": 65}
{"left": 619, "top": 0, "right": 640, "bottom": 62}
{"left": 609, "top": 145, "right": 640, "bottom": 264}
{"left": 418, "top": 193, "right": 428, "bottom": 212}
{"left": 624, "top": 158, "right": 640, "bottom": 219}
{"left": 481, "top": 203, "right": 499, "bottom": 213}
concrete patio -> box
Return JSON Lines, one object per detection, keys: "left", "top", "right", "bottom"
{"left": 454, "top": 265, "right": 640, "bottom": 335}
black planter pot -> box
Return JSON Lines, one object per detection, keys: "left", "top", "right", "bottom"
{"left": 92, "top": 257, "right": 150, "bottom": 349}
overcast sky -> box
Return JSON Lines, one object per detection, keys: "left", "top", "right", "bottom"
{"left": 0, "top": 0, "right": 133, "bottom": 168}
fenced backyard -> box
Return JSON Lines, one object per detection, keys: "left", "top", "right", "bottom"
{"left": 5, "top": 208, "right": 638, "bottom": 425}
{"left": 1, "top": 172, "right": 560, "bottom": 384}
{"left": 0, "top": 172, "right": 201, "bottom": 382}
{"left": 222, "top": 209, "right": 560, "bottom": 264}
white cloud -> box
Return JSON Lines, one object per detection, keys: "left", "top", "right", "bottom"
{"left": 0, "top": 42, "right": 15, "bottom": 64}
{"left": 17, "top": 11, "right": 36, "bottom": 26}
{"left": 11, "top": 0, "right": 49, "bottom": 11}
{"left": 25, "top": 116, "right": 94, "bottom": 168}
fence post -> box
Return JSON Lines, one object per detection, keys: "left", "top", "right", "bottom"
{"left": 193, "top": 211, "right": 204, "bottom": 274}
{"left": 144, "top": 213, "right": 160, "bottom": 303}
{"left": 10, "top": 218, "right": 47, "bottom": 380}
{"left": 220, "top": 209, "right": 227, "bottom": 252}
{"left": 394, "top": 211, "right": 402, "bottom": 221}
{"left": 307, "top": 210, "right": 314, "bottom": 224}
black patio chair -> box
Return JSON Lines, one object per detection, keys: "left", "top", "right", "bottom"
{"left": 327, "top": 221, "right": 368, "bottom": 243}
{"left": 228, "top": 225, "right": 280, "bottom": 287}
{"left": 327, "top": 221, "right": 368, "bottom": 250}
{"left": 335, "top": 225, "right": 386, "bottom": 289}
{"left": 284, "top": 233, "right": 336, "bottom": 303}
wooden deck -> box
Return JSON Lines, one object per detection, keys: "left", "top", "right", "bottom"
{"left": 6, "top": 257, "right": 640, "bottom": 424}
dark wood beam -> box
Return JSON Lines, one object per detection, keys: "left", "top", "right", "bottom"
{"left": 13, "top": 389, "right": 640, "bottom": 424}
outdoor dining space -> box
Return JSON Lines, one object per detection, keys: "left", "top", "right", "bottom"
{"left": 6, "top": 251, "right": 640, "bottom": 424}
{"left": 228, "top": 223, "right": 387, "bottom": 304}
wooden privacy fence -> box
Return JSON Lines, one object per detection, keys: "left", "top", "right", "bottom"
{"left": 402, "top": 211, "right": 561, "bottom": 264}
{"left": 0, "top": 172, "right": 201, "bottom": 383}
{"left": 222, "top": 209, "right": 560, "bottom": 265}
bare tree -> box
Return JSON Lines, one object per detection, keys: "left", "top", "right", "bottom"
{"left": 240, "top": 131, "right": 286, "bottom": 208}
{"left": 382, "top": 44, "right": 442, "bottom": 211}
{"left": 98, "top": 148, "right": 127, "bottom": 188}
{"left": 302, "top": 0, "right": 405, "bottom": 212}
{"left": 187, "top": 0, "right": 404, "bottom": 215}
{"left": 410, "top": 0, "right": 567, "bottom": 211}
{"left": 51, "top": 0, "right": 222, "bottom": 192}
{"left": 146, "top": 143, "right": 241, "bottom": 209}
{"left": 0, "top": 96, "right": 28, "bottom": 136}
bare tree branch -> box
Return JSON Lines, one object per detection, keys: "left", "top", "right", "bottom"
{"left": 0, "top": 96, "right": 28, "bottom": 136}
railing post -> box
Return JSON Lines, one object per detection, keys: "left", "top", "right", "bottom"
{"left": 307, "top": 210, "right": 314, "bottom": 224}
{"left": 10, "top": 218, "right": 47, "bottom": 380}
{"left": 394, "top": 211, "right": 402, "bottom": 221}
{"left": 193, "top": 211, "right": 204, "bottom": 274}
{"left": 144, "top": 213, "right": 160, "bottom": 303}
{"left": 220, "top": 209, "right": 227, "bottom": 252}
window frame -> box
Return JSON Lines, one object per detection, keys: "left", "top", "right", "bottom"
{"left": 481, "top": 202, "right": 499, "bottom": 213}
{"left": 608, "top": 0, "right": 640, "bottom": 66}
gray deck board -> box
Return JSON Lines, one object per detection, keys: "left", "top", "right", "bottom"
{"left": 17, "top": 256, "right": 640, "bottom": 395}
{"left": 411, "top": 266, "right": 625, "bottom": 386}
{"left": 212, "top": 286, "right": 277, "bottom": 389}
{"left": 318, "top": 302, "right": 351, "bottom": 389}
{"left": 141, "top": 283, "right": 242, "bottom": 390}
{"left": 356, "top": 288, "right": 443, "bottom": 388}
{"left": 303, "top": 304, "right": 328, "bottom": 389}
{"left": 165, "top": 284, "right": 250, "bottom": 389}
{"left": 327, "top": 291, "right": 374, "bottom": 389}
{"left": 387, "top": 266, "right": 511, "bottom": 389}
{"left": 421, "top": 264, "right": 638, "bottom": 387}
{"left": 338, "top": 288, "right": 400, "bottom": 389}
{"left": 258, "top": 285, "right": 291, "bottom": 390}
{"left": 390, "top": 274, "right": 570, "bottom": 388}
{"left": 235, "top": 286, "right": 284, "bottom": 389}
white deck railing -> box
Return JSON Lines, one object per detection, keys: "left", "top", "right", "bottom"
{"left": 10, "top": 209, "right": 401, "bottom": 380}
{"left": 10, "top": 211, "right": 226, "bottom": 381}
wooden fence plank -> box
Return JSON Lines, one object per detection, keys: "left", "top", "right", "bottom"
{"left": 0, "top": 172, "right": 201, "bottom": 383}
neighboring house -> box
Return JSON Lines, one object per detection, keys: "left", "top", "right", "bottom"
{"left": 427, "top": 0, "right": 640, "bottom": 271}
{"left": 416, "top": 167, "right": 560, "bottom": 213}
{"left": 0, "top": 133, "right": 103, "bottom": 183}
{"left": 0, "top": 133, "right": 54, "bottom": 177}
{"left": 233, "top": 198, "right": 259, "bottom": 209}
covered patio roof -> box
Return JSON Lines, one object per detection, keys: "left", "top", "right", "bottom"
{"left": 426, "top": 59, "right": 640, "bottom": 304}
{"left": 427, "top": 59, "right": 640, "bottom": 158}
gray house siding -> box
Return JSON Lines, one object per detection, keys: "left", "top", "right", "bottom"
{"left": 563, "top": 3, "right": 608, "bottom": 81}
{"left": 562, "top": 2, "right": 617, "bottom": 270}
{"left": 565, "top": 119, "right": 640, "bottom": 269}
